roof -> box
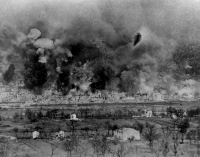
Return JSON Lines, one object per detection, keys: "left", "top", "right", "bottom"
{"left": 117, "top": 127, "right": 139, "bottom": 133}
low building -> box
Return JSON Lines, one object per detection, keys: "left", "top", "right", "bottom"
{"left": 142, "top": 110, "right": 152, "bottom": 117}
{"left": 57, "top": 130, "right": 65, "bottom": 138}
{"left": 70, "top": 113, "right": 79, "bottom": 121}
{"left": 146, "top": 110, "right": 153, "bottom": 117}
{"left": 114, "top": 128, "right": 140, "bottom": 141}
{"left": 32, "top": 131, "right": 40, "bottom": 139}
{"left": 172, "top": 113, "right": 177, "bottom": 120}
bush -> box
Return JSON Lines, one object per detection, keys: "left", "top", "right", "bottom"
{"left": 25, "top": 109, "right": 37, "bottom": 122}
{"left": 133, "top": 121, "right": 144, "bottom": 133}
{"left": 13, "top": 112, "right": 20, "bottom": 121}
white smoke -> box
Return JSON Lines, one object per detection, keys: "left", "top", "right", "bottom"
{"left": 33, "top": 38, "right": 54, "bottom": 49}
{"left": 139, "top": 77, "right": 154, "bottom": 93}
{"left": 27, "top": 28, "right": 41, "bottom": 40}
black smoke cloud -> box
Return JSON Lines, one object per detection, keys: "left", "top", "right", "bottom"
{"left": 3, "top": 64, "right": 15, "bottom": 83}
{"left": 1, "top": 0, "right": 200, "bottom": 96}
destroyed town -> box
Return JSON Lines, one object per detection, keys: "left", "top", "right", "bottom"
{"left": 1, "top": 0, "right": 200, "bottom": 157}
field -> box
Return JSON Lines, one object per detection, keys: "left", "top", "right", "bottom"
{"left": 0, "top": 101, "right": 200, "bottom": 157}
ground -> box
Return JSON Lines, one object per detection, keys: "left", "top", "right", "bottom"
{"left": 0, "top": 101, "right": 200, "bottom": 157}
{"left": 2, "top": 138, "right": 199, "bottom": 157}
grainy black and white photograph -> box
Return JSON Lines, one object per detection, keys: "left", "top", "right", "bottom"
{"left": 1, "top": 0, "right": 200, "bottom": 156}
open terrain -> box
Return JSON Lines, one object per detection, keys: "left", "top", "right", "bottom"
{"left": 0, "top": 101, "right": 200, "bottom": 157}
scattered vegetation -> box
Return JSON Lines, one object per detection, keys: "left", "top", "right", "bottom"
{"left": 0, "top": 105, "right": 200, "bottom": 156}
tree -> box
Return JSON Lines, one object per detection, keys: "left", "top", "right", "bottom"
{"left": 94, "top": 123, "right": 101, "bottom": 135}
{"left": 82, "top": 108, "right": 90, "bottom": 119}
{"left": 104, "top": 121, "right": 111, "bottom": 136}
{"left": 45, "top": 110, "right": 53, "bottom": 119}
{"left": 143, "top": 122, "right": 160, "bottom": 150}
{"left": 110, "top": 124, "right": 119, "bottom": 136}
{"left": 63, "top": 134, "right": 79, "bottom": 157}
{"left": 90, "top": 135, "right": 110, "bottom": 157}
{"left": 77, "top": 140, "right": 89, "bottom": 157}
{"left": 13, "top": 127, "right": 19, "bottom": 138}
{"left": 63, "top": 139, "right": 75, "bottom": 157}
{"left": 171, "top": 132, "right": 179, "bottom": 157}
{"left": 186, "top": 129, "right": 196, "bottom": 146}
{"left": 177, "top": 109, "right": 184, "bottom": 118}
{"left": 114, "top": 109, "right": 122, "bottom": 118}
{"left": 166, "top": 106, "right": 177, "bottom": 116}
{"left": 149, "top": 138, "right": 170, "bottom": 157}
{"left": 115, "top": 143, "right": 129, "bottom": 157}
{"left": 25, "top": 109, "right": 36, "bottom": 122}
{"left": 178, "top": 118, "right": 190, "bottom": 143}
{"left": 13, "top": 112, "right": 20, "bottom": 121}
{"left": 37, "top": 111, "right": 43, "bottom": 119}
{"left": 81, "top": 127, "right": 90, "bottom": 139}
{"left": 133, "top": 121, "right": 144, "bottom": 134}
{"left": 68, "top": 120, "right": 79, "bottom": 133}
{"left": 60, "top": 111, "right": 65, "bottom": 120}
{"left": 48, "top": 142, "right": 57, "bottom": 157}
{"left": 187, "top": 108, "right": 200, "bottom": 117}
{"left": 0, "top": 139, "right": 10, "bottom": 157}
{"left": 161, "top": 140, "right": 170, "bottom": 157}
{"left": 196, "top": 121, "right": 200, "bottom": 155}
{"left": 160, "top": 129, "right": 170, "bottom": 157}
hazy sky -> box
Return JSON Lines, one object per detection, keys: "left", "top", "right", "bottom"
{"left": 1, "top": 0, "right": 200, "bottom": 94}
{"left": 0, "top": 0, "right": 199, "bottom": 39}
{"left": 1, "top": 0, "right": 200, "bottom": 45}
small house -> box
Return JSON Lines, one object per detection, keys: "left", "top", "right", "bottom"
{"left": 57, "top": 130, "right": 65, "bottom": 138}
{"left": 114, "top": 128, "right": 140, "bottom": 141}
{"left": 183, "top": 111, "right": 187, "bottom": 117}
{"left": 142, "top": 110, "right": 152, "bottom": 117}
{"left": 70, "top": 113, "right": 79, "bottom": 121}
{"left": 32, "top": 131, "right": 40, "bottom": 139}
{"left": 172, "top": 113, "right": 177, "bottom": 120}
{"left": 146, "top": 110, "right": 153, "bottom": 117}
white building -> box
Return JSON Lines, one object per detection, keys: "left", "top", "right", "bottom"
{"left": 32, "top": 131, "right": 40, "bottom": 139}
{"left": 70, "top": 113, "right": 79, "bottom": 121}
{"left": 172, "top": 113, "right": 177, "bottom": 120}
{"left": 114, "top": 128, "right": 140, "bottom": 141}
{"left": 57, "top": 130, "right": 65, "bottom": 138}
{"left": 142, "top": 110, "right": 153, "bottom": 117}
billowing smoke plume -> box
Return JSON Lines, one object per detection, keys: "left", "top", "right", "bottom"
{"left": 1, "top": 0, "right": 200, "bottom": 97}
{"left": 3, "top": 64, "right": 15, "bottom": 84}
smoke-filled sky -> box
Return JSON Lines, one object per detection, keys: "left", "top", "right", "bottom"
{"left": 1, "top": 0, "right": 200, "bottom": 39}
{"left": 1, "top": 0, "right": 200, "bottom": 96}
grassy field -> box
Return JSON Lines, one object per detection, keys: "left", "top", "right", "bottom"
{"left": 2, "top": 131, "right": 199, "bottom": 157}
{"left": 0, "top": 101, "right": 200, "bottom": 157}
{"left": 0, "top": 116, "right": 198, "bottom": 157}
{"left": 3, "top": 139, "right": 196, "bottom": 157}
